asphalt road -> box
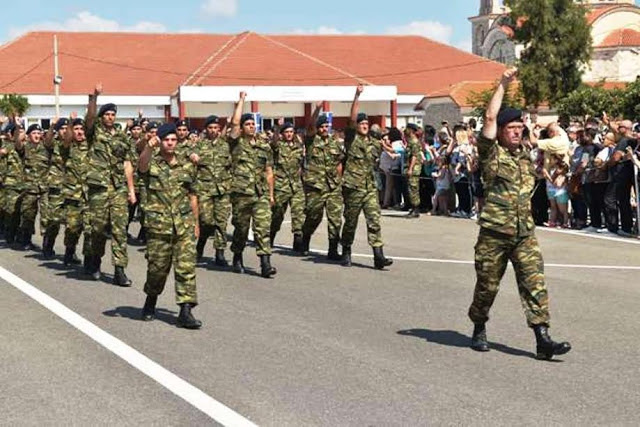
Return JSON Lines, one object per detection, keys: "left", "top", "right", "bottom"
{"left": 1, "top": 212, "right": 639, "bottom": 426}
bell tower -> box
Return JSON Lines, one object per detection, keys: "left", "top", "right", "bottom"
{"left": 471, "top": 1, "right": 508, "bottom": 56}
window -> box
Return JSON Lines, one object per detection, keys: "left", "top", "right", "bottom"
{"left": 262, "top": 117, "right": 295, "bottom": 131}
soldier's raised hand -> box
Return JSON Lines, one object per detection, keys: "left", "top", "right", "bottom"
{"left": 356, "top": 83, "right": 364, "bottom": 96}
{"left": 501, "top": 67, "right": 518, "bottom": 84}
{"left": 239, "top": 91, "right": 247, "bottom": 100}
{"left": 70, "top": 111, "right": 78, "bottom": 120}
{"left": 95, "top": 82, "right": 103, "bottom": 95}
{"left": 147, "top": 135, "right": 160, "bottom": 149}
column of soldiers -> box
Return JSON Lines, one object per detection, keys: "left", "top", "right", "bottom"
{"left": 0, "top": 84, "right": 393, "bottom": 330}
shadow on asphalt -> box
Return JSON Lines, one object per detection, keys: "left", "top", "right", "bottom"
{"left": 273, "top": 246, "right": 375, "bottom": 270}
{"left": 103, "top": 306, "right": 178, "bottom": 326}
{"left": 397, "top": 328, "right": 536, "bottom": 359}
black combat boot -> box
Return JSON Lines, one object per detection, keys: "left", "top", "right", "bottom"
{"left": 269, "top": 231, "right": 276, "bottom": 248}
{"left": 113, "top": 266, "right": 132, "bottom": 287}
{"left": 301, "top": 233, "right": 311, "bottom": 256}
{"left": 408, "top": 208, "right": 420, "bottom": 218}
{"left": 5, "top": 224, "right": 17, "bottom": 244}
{"left": 176, "top": 303, "right": 202, "bottom": 329}
{"left": 63, "top": 246, "right": 81, "bottom": 267}
{"left": 292, "top": 233, "right": 303, "bottom": 253}
{"left": 141, "top": 295, "right": 158, "bottom": 321}
{"left": 42, "top": 234, "right": 56, "bottom": 260}
{"left": 342, "top": 246, "right": 352, "bottom": 267}
{"left": 14, "top": 229, "right": 29, "bottom": 251}
{"left": 89, "top": 256, "right": 102, "bottom": 281}
{"left": 327, "top": 239, "right": 341, "bottom": 261}
{"left": 196, "top": 234, "right": 207, "bottom": 261}
{"left": 373, "top": 247, "right": 393, "bottom": 270}
{"left": 260, "top": 255, "right": 277, "bottom": 278}
{"left": 232, "top": 252, "right": 245, "bottom": 274}
{"left": 533, "top": 324, "right": 571, "bottom": 361}
{"left": 470, "top": 323, "right": 490, "bottom": 352}
{"left": 214, "top": 249, "right": 228, "bottom": 267}
{"left": 136, "top": 227, "right": 147, "bottom": 244}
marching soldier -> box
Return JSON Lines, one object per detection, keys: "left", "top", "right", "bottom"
{"left": 300, "top": 102, "right": 344, "bottom": 260}
{"left": 341, "top": 84, "right": 393, "bottom": 269}
{"left": 270, "top": 118, "right": 305, "bottom": 251}
{"left": 127, "top": 119, "right": 146, "bottom": 244}
{"left": 467, "top": 68, "right": 571, "bottom": 360}
{"left": 42, "top": 118, "right": 70, "bottom": 258}
{"left": 0, "top": 128, "right": 8, "bottom": 236}
{"left": 189, "top": 115, "right": 232, "bottom": 266}
{"left": 138, "top": 123, "right": 201, "bottom": 329}
{"left": 404, "top": 123, "right": 422, "bottom": 218}
{"left": 1, "top": 123, "right": 24, "bottom": 245}
{"left": 61, "top": 116, "right": 91, "bottom": 267}
{"left": 228, "top": 92, "right": 277, "bottom": 278}
{"left": 84, "top": 83, "right": 136, "bottom": 286}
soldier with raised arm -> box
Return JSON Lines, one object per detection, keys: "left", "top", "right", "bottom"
{"left": 467, "top": 68, "right": 571, "bottom": 360}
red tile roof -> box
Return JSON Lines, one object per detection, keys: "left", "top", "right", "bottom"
{"left": 586, "top": 5, "right": 622, "bottom": 24}
{"left": 597, "top": 28, "right": 640, "bottom": 48}
{"left": 422, "top": 80, "right": 523, "bottom": 108}
{"left": 0, "top": 31, "right": 506, "bottom": 96}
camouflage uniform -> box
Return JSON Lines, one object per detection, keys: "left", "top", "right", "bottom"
{"left": 20, "top": 141, "right": 51, "bottom": 239}
{"left": 0, "top": 137, "right": 7, "bottom": 232}
{"left": 128, "top": 136, "right": 145, "bottom": 229}
{"left": 405, "top": 135, "right": 422, "bottom": 209}
{"left": 341, "top": 128, "right": 384, "bottom": 248}
{"left": 62, "top": 138, "right": 91, "bottom": 254}
{"left": 86, "top": 121, "right": 133, "bottom": 267}
{"left": 468, "top": 134, "right": 550, "bottom": 327}
{"left": 194, "top": 135, "right": 232, "bottom": 251}
{"left": 229, "top": 135, "right": 273, "bottom": 256}
{"left": 43, "top": 136, "right": 67, "bottom": 244}
{"left": 2, "top": 142, "right": 24, "bottom": 242}
{"left": 271, "top": 138, "right": 305, "bottom": 241}
{"left": 301, "top": 134, "right": 344, "bottom": 241}
{"left": 143, "top": 153, "right": 198, "bottom": 305}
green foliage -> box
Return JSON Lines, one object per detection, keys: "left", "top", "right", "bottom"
{"left": 0, "top": 93, "right": 30, "bottom": 118}
{"left": 618, "top": 79, "right": 640, "bottom": 121}
{"left": 555, "top": 83, "right": 621, "bottom": 121}
{"left": 467, "top": 84, "right": 524, "bottom": 119}
{"left": 504, "top": 0, "right": 592, "bottom": 108}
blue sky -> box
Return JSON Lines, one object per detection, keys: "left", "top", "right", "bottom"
{"left": 1, "top": 1, "right": 639, "bottom": 50}
{"left": 0, "top": 0, "right": 481, "bottom": 50}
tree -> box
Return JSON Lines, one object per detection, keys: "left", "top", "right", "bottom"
{"left": 0, "top": 93, "right": 30, "bottom": 118}
{"left": 555, "top": 83, "right": 622, "bottom": 122}
{"left": 619, "top": 78, "right": 640, "bottom": 121}
{"left": 503, "top": 0, "right": 592, "bottom": 108}
{"left": 467, "top": 83, "right": 524, "bottom": 120}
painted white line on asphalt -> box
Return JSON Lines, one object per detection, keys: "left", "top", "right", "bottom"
{"left": 537, "top": 227, "right": 640, "bottom": 245}
{"left": 274, "top": 245, "right": 640, "bottom": 271}
{"left": 0, "top": 266, "right": 257, "bottom": 427}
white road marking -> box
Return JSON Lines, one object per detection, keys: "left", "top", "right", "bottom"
{"left": 0, "top": 266, "right": 257, "bottom": 427}
{"left": 273, "top": 245, "right": 640, "bottom": 271}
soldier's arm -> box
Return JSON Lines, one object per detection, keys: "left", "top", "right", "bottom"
{"left": 266, "top": 165, "right": 275, "bottom": 206}
{"left": 85, "top": 83, "right": 102, "bottom": 139}
{"left": 190, "top": 193, "right": 200, "bottom": 239}
{"left": 13, "top": 123, "right": 25, "bottom": 151}
{"left": 138, "top": 136, "right": 158, "bottom": 174}
{"left": 307, "top": 101, "right": 322, "bottom": 137}
{"left": 229, "top": 91, "right": 246, "bottom": 140}
{"left": 349, "top": 84, "right": 363, "bottom": 126}
{"left": 124, "top": 160, "right": 136, "bottom": 204}
{"left": 482, "top": 67, "right": 517, "bottom": 141}
{"left": 44, "top": 117, "right": 57, "bottom": 148}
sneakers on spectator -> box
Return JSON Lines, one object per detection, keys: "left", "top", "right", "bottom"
{"left": 583, "top": 226, "right": 598, "bottom": 233}
{"left": 617, "top": 230, "right": 634, "bottom": 238}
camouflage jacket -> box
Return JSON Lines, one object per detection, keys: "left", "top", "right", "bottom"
{"left": 303, "top": 134, "right": 343, "bottom": 192}
{"left": 0, "top": 139, "right": 7, "bottom": 185}
{"left": 477, "top": 134, "right": 536, "bottom": 237}
{"left": 3, "top": 143, "right": 25, "bottom": 190}
{"left": 176, "top": 138, "right": 196, "bottom": 163}
{"left": 404, "top": 136, "right": 422, "bottom": 175}
{"left": 343, "top": 128, "right": 381, "bottom": 192}
{"left": 143, "top": 154, "right": 196, "bottom": 237}
{"left": 86, "top": 121, "right": 133, "bottom": 190}
{"left": 48, "top": 136, "right": 66, "bottom": 189}
{"left": 129, "top": 137, "right": 145, "bottom": 192}
{"left": 194, "top": 136, "right": 232, "bottom": 197}
{"left": 62, "top": 139, "right": 90, "bottom": 202}
{"left": 23, "top": 141, "right": 52, "bottom": 194}
{"left": 229, "top": 135, "right": 273, "bottom": 197}
{"left": 273, "top": 138, "right": 304, "bottom": 194}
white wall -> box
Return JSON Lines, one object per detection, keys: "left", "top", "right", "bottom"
{"left": 25, "top": 104, "right": 166, "bottom": 119}
{"left": 584, "top": 49, "right": 640, "bottom": 82}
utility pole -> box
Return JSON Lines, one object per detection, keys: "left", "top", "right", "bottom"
{"left": 53, "top": 35, "right": 62, "bottom": 117}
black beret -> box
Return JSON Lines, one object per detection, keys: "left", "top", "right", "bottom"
{"left": 204, "top": 115, "right": 219, "bottom": 127}
{"left": 98, "top": 103, "right": 117, "bottom": 117}
{"left": 316, "top": 115, "right": 329, "bottom": 127}
{"left": 27, "top": 124, "right": 43, "bottom": 134}
{"left": 406, "top": 123, "right": 420, "bottom": 132}
{"left": 280, "top": 122, "right": 294, "bottom": 131}
{"left": 4, "top": 122, "right": 16, "bottom": 135}
{"left": 356, "top": 113, "right": 368, "bottom": 123}
{"left": 157, "top": 123, "right": 177, "bottom": 140}
{"left": 130, "top": 119, "right": 142, "bottom": 129}
{"left": 175, "top": 119, "right": 189, "bottom": 128}
{"left": 147, "top": 121, "right": 159, "bottom": 130}
{"left": 71, "top": 118, "right": 84, "bottom": 127}
{"left": 54, "top": 118, "right": 69, "bottom": 131}
{"left": 497, "top": 107, "right": 523, "bottom": 127}
{"left": 189, "top": 128, "right": 199, "bottom": 136}
{"left": 240, "top": 113, "right": 254, "bottom": 125}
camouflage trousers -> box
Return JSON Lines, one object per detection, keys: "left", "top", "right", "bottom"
{"left": 408, "top": 174, "right": 420, "bottom": 209}
{"left": 301, "top": 186, "right": 343, "bottom": 241}
{"left": 271, "top": 188, "right": 305, "bottom": 238}
{"left": 198, "top": 192, "right": 231, "bottom": 250}
{"left": 2, "top": 188, "right": 23, "bottom": 235}
{"left": 468, "top": 228, "right": 550, "bottom": 327}
{"left": 87, "top": 185, "right": 129, "bottom": 267}
{"left": 64, "top": 199, "right": 91, "bottom": 255}
{"left": 230, "top": 193, "right": 271, "bottom": 256}
{"left": 20, "top": 190, "right": 47, "bottom": 236}
{"left": 43, "top": 188, "right": 66, "bottom": 241}
{"left": 144, "top": 231, "right": 197, "bottom": 305}
{"left": 341, "top": 188, "right": 383, "bottom": 248}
